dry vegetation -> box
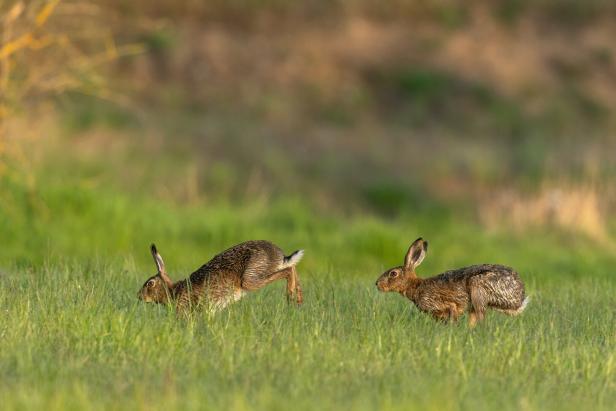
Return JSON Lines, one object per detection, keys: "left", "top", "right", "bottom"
{"left": 479, "top": 184, "right": 611, "bottom": 241}
{"left": 0, "top": 1, "right": 143, "bottom": 127}
{"left": 2, "top": 0, "right": 616, "bottom": 236}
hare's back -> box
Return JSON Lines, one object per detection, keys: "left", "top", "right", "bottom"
{"left": 202, "top": 240, "right": 284, "bottom": 276}
{"left": 174, "top": 241, "right": 282, "bottom": 309}
{"left": 433, "top": 264, "right": 518, "bottom": 283}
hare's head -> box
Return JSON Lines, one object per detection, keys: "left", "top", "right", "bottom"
{"left": 138, "top": 244, "right": 174, "bottom": 303}
{"left": 376, "top": 237, "right": 427, "bottom": 293}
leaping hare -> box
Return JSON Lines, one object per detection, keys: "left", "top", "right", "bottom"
{"left": 138, "top": 240, "right": 304, "bottom": 313}
{"left": 375, "top": 238, "right": 528, "bottom": 326}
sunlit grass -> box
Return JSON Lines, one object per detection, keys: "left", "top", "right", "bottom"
{"left": 1, "top": 262, "right": 614, "bottom": 411}
{"left": 1, "top": 174, "right": 615, "bottom": 410}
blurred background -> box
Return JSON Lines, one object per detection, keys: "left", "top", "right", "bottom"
{"left": 1, "top": 0, "right": 615, "bottom": 271}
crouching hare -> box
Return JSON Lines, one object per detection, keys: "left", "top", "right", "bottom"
{"left": 138, "top": 240, "right": 304, "bottom": 313}
{"left": 375, "top": 238, "right": 528, "bottom": 326}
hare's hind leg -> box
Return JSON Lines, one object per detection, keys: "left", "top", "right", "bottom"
{"left": 286, "top": 267, "right": 296, "bottom": 303}
{"left": 259, "top": 266, "right": 302, "bottom": 306}
{"left": 285, "top": 266, "right": 303, "bottom": 305}
{"left": 469, "top": 286, "right": 487, "bottom": 327}
{"left": 292, "top": 266, "right": 303, "bottom": 305}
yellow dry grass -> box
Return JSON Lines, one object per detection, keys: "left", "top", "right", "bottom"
{"left": 479, "top": 184, "right": 610, "bottom": 241}
{"left": 0, "top": 0, "right": 144, "bottom": 120}
{"left": 0, "top": 0, "right": 144, "bottom": 176}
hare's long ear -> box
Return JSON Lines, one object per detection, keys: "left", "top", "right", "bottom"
{"left": 151, "top": 244, "right": 172, "bottom": 287}
{"left": 404, "top": 238, "right": 428, "bottom": 271}
{"left": 151, "top": 244, "right": 165, "bottom": 273}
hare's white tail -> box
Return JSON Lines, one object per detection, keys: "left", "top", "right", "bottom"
{"left": 281, "top": 250, "right": 304, "bottom": 269}
{"left": 496, "top": 296, "right": 530, "bottom": 316}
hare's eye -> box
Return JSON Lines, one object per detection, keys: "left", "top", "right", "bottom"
{"left": 147, "top": 280, "right": 155, "bottom": 288}
{"left": 390, "top": 270, "right": 399, "bottom": 278}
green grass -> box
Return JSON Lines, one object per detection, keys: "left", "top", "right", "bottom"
{"left": 4, "top": 1, "right": 616, "bottom": 406}
{"left": 1, "top": 266, "right": 614, "bottom": 410}
{"left": 1, "top": 171, "right": 615, "bottom": 410}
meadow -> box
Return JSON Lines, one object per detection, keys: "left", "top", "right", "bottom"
{"left": 1, "top": 152, "right": 615, "bottom": 410}
{"left": 2, "top": 1, "right": 616, "bottom": 410}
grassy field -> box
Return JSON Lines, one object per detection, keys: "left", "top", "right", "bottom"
{"left": 2, "top": 1, "right": 616, "bottom": 409}
{"left": 1, "top": 169, "right": 615, "bottom": 411}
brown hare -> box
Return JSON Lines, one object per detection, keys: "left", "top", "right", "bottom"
{"left": 375, "top": 238, "right": 528, "bottom": 326}
{"left": 138, "top": 240, "right": 304, "bottom": 313}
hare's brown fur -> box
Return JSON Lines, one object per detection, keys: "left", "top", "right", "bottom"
{"left": 375, "top": 238, "right": 527, "bottom": 326}
{"left": 138, "top": 240, "right": 304, "bottom": 313}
